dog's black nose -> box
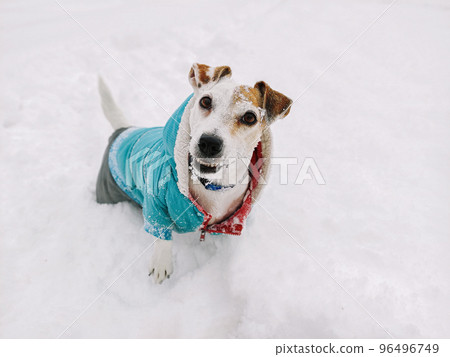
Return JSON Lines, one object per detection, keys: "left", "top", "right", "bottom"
{"left": 198, "top": 134, "right": 223, "bottom": 157}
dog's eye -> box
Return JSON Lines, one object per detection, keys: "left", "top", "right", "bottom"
{"left": 199, "top": 96, "right": 212, "bottom": 109}
{"left": 241, "top": 112, "right": 257, "bottom": 125}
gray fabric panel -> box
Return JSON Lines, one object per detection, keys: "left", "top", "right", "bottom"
{"left": 96, "top": 127, "right": 140, "bottom": 206}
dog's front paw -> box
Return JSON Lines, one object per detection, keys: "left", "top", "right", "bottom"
{"left": 149, "top": 239, "right": 173, "bottom": 284}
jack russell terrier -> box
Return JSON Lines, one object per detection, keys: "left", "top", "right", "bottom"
{"left": 96, "top": 63, "right": 292, "bottom": 283}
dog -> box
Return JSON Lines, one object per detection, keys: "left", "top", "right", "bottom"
{"left": 96, "top": 63, "right": 292, "bottom": 283}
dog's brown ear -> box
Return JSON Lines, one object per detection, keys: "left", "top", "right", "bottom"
{"left": 254, "top": 81, "right": 292, "bottom": 122}
{"left": 189, "top": 63, "right": 232, "bottom": 90}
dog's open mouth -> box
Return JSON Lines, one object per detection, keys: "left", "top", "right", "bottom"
{"left": 189, "top": 154, "right": 236, "bottom": 191}
{"left": 189, "top": 155, "right": 223, "bottom": 175}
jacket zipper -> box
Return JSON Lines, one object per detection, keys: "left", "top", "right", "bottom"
{"left": 199, "top": 213, "right": 212, "bottom": 242}
{"left": 200, "top": 229, "right": 206, "bottom": 242}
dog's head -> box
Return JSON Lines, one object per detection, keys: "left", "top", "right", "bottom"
{"left": 187, "top": 63, "right": 293, "bottom": 187}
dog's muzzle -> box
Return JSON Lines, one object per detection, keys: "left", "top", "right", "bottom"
{"left": 189, "top": 154, "right": 222, "bottom": 174}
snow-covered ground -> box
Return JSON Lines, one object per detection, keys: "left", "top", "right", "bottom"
{"left": 1, "top": 0, "right": 449, "bottom": 338}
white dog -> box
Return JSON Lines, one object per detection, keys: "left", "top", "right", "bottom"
{"left": 96, "top": 63, "right": 292, "bottom": 283}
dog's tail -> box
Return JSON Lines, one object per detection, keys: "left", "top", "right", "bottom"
{"left": 98, "top": 76, "right": 129, "bottom": 130}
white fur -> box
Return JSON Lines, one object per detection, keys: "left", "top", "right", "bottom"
{"left": 149, "top": 239, "right": 173, "bottom": 284}
{"left": 189, "top": 173, "right": 249, "bottom": 224}
{"left": 98, "top": 76, "right": 129, "bottom": 130}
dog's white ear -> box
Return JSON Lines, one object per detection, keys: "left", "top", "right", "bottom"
{"left": 254, "top": 81, "right": 293, "bottom": 123}
{"left": 189, "top": 63, "right": 232, "bottom": 91}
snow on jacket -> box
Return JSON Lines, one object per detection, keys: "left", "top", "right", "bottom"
{"left": 108, "top": 94, "right": 272, "bottom": 240}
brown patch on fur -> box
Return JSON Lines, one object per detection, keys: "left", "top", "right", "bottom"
{"left": 254, "top": 81, "right": 292, "bottom": 121}
{"left": 196, "top": 63, "right": 211, "bottom": 84}
{"left": 212, "top": 66, "right": 232, "bottom": 82}
{"left": 229, "top": 86, "right": 267, "bottom": 136}
{"left": 229, "top": 115, "right": 255, "bottom": 137}
{"left": 230, "top": 116, "right": 240, "bottom": 136}
{"left": 233, "top": 85, "right": 263, "bottom": 108}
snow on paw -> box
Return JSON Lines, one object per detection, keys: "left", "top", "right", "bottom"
{"left": 149, "top": 239, "right": 173, "bottom": 284}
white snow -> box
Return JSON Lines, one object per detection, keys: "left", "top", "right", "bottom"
{"left": 1, "top": 0, "right": 449, "bottom": 338}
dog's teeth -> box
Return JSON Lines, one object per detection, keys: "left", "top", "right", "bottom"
{"left": 196, "top": 159, "right": 218, "bottom": 167}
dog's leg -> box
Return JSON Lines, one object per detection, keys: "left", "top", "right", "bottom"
{"left": 149, "top": 239, "right": 173, "bottom": 284}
